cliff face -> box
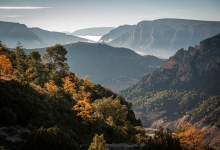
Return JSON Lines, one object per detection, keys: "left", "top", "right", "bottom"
{"left": 100, "top": 19, "right": 220, "bottom": 58}
{"left": 128, "top": 33, "right": 220, "bottom": 91}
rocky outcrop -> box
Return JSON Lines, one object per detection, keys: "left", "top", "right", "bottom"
{"left": 125, "top": 33, "right": 220, "bottom": 91}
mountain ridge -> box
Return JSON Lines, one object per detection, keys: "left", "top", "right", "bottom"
{"left": 100, "top": 18, "right": 220, "bottom": 58}
{"left": 25, "top": 42, "right": 164, "bottom": 92}
{"left": 0, "top": 21, "right": 90, "bottom": 49}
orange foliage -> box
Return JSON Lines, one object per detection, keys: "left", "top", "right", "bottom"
{"left": 62, "top": 74, "right": 95, "bottom": 124}
{"left": 0, "top": 54, "right": 13, "bottom": 75}
{"left": 44, "top": 80, "right": 58, "bottom": 92}
{"left": 73, "top": 89, "right": 95, "bottom": 124}
{"left": 25, "top": 67, "right": 37, "bottom": 80}
{"left": 73, "top": 100, "right": 95, "bottom": 124}
{"left": 177, "top": 122, "right": 204, "bottom": 148}
{"left": 62, "top": 75, "right": 78, "bottom": 97}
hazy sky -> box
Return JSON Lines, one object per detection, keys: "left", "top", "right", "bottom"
{"left": 0, "top": 0, "right": 220, "bottom": 32}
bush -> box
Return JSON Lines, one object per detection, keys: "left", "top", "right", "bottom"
{"left": 144, "top": 127, "right": 182, "bottom": 150}
{"left": 88, "top": 134, "right": 108, "bottom": 150}
{"left": 22, "top": 126, "right": 78, "bottom": 150}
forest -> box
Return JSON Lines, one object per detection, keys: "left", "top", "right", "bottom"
{"left": 0, "top": 41, "right": 216, "bottom": 150}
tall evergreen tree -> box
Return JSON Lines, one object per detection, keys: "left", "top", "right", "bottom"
{"left": 42, "top": 44, "right": 68, "bottom": 71}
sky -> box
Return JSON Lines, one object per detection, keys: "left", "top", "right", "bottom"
{"left": 0, "top": 0, "right": 220, "bottom": 32}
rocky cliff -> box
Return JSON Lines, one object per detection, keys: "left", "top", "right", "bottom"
{"left": 124, "top": 33, "right": 220, "bottom": 91}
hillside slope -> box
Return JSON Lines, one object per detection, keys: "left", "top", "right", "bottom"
{"left": 100, "top": 19, "right": 220, "bottom": 58}
{"left": 120, "top": 33, "right": 220, "bottom": 149}
{"left": 0, "top": 43, "right": 145, "bottom": 149}
{"left": 26, "top": 42, "right": 164, "bottom": 92}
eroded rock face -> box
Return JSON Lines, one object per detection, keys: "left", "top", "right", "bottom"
{"left": 130, "top": 33, "right": 220, "bottom": 90}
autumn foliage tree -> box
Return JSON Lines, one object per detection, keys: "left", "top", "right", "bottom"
{"left": 62, "top": 74, "right": 96, "bottom": 124}
{"left": 0, "top": 54, "right": 13, "bottom": 75}
{"left": 44, "top": 80, "right": 58, "bottom": 92}
{"left": 62, "top": 74, "right": 78, "bottom": 97}
{"left": 0, "top": 47, "right": 13, "bottom": 75}
{"left": 73, "top": 90, "right": 96, "bottom": 124}
{"left": 177, "top": 122, "right": 204, "bottom": 149}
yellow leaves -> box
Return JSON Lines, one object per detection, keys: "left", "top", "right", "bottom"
{"left": 44, "top": 80, "right": 58, "bottom": 92}
{"left": 25, "top": 67, "right": 37, "bottom": 80}
{"left": 177, "top": 121, "right": 204, "bottom": 148}
{"left": 73, "top": 100, "right": 95, "bottom": 125}
{"left": 61, "top": 74, "right": 95, "bottom": 124}
{"left": 72, "top": 86, "right": 95, "bottom": 124}
{"left": 62, "top": 75, "right": 77, "bottom": 97}
{"left": 0, "top": 53, "right": 13, "bottom": 75}
{"left": 73, "top": 90, "right": 96, "bottom": 124}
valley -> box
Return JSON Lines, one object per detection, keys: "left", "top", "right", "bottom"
{"left": 0, "top": 1, "right": 220, "bottom": 149}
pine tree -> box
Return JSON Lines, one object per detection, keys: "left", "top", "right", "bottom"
{"left": 13, "top": 43, "right": 28, "bottom": 80}
{"left": 42, "top": 44, "right": 68, "bottom": 71}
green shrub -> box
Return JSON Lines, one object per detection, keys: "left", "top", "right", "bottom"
{"left": 22, "top": 126, "right": 78, "bottom": 150}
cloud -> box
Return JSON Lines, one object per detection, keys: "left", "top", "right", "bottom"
{"left": 0, "top": 7, "right": 53, "bottom": 10}
{"left": 2, "top": 15, "right": 25, "bottom": 18}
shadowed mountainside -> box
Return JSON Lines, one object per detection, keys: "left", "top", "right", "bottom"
{"left": 120, "top": 33, "right": 220, "bottom": 149}
{"left": 25, "top": 42, "right": 164, "bottom": 92}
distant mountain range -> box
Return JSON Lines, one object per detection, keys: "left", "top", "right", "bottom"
{"left": 26, "top": 42, "right": 164, "bottom": 92}
{"left": 68, "top": 27, "right": 115, "bottom": 36}
{"left": 120, "top": 34, "right": 220, "bottom": 149}
{"left": 30, "top": 28, "right": 90, "bottom": 47}
{"left": 100, "top": 19, "right": 220, "bottom": 58}
{"left": 0, "top": 21, "right": 90, "bottom": 49}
